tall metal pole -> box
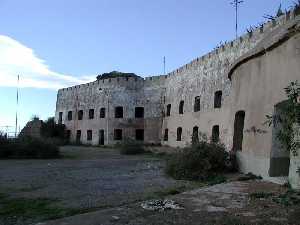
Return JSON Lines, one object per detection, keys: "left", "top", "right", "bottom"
{"left": 163, "top": 56, "right": 166, "bottom": 75}
{"left": 106, "top": 90, "right": 109, "bottom": 145}
{"left": 15, "top": 75, "right": 19, "bottom": 138}
{"left": 231, "top": 0, "right": 244, "bottom": 39}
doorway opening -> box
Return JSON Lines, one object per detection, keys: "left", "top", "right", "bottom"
{"left": 232, "top": 111, "right": 245, "bottom": 151}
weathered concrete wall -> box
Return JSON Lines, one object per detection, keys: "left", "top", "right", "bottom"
{"left": 56, "top": 76, "right": 166, "bottom": 145}
{"left": 229, "top": 18, "right": 300, "bottom": 179}
{"left": 289, "top": 124, "right": 300, "bottom": 190}
{"left": 160, "top": 10, "right": 297, "bottom": 149}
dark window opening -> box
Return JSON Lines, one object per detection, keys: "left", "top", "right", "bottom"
{"left": 89, "top": 109, "right": 95, "bottom": 119}
{"left": 115, "top": 107, "right": 123, "bottom": 118}
{"left": 214, "top": 91, "right": 222, "bottom": 108}
{"left": 78, "top": 110, "right": 83, "bottom": 120}
{"left": 212, "top": 125, "right": 220, "bottom": 143}
{"left": 67, "top": 111, "right": 72, "bottom": 121}
{"left": 76, "top": 130, "right": 81, "bottom": 143}
{"left": 164, "top": 129, "right": 169, "bottom": 141}
{"left": 194, "top": 96, "right": 200, "bottom": 112}
{"left": 192, "top": 126, "right": 199, "bottom": 143}
{"left": 100, "top": 108, "right": 106, "bottom": 118}
{"left": 177, "top": 127, "right": 182, "bottom": 141}
{"left": 179, "top": 101, "right": 184, "bottom": 114}
{"left": 135, "top": 107, "right": 144, "bottom": 118}
{"left": 114, "top": 129, "right": 123, "bottom": 140}
{"left": 136, "top": 129, "right": 144, "bottom": 141}
{"left": 233, "top": 111, "right": 245, "bottom": 151}
{"left": 58, "top": 112, "right": 63, "bottom": 124}
{"left": 166, "top": 104, "right": 171, "bottom": 117}
{"left": 99, "top": 130, "right": 105, "bottom": 145}
{"left": 87, "top": 130, "right": 93, "bottom": 141}
{"left": 66, "top": 130, "right": 71, "bottom": 141}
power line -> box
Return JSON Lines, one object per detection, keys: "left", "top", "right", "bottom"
{"left": 231, "top": 0, "right": 244, "bottom": 39}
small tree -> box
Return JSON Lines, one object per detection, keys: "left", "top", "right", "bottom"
{"left": 265, "top": 81, "right": 300, "bottom": 156}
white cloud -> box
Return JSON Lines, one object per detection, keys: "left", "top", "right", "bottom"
{"left": 0, "top": 35, "right": 95, "bottom": 90}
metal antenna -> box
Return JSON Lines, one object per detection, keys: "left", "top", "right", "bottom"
{"left": 163, "top": 56, "right": 166, "bottom": 75}
{"left": 15, "top": 75, "right": 20, "bottom": 138}
{"left": 231, "top": 0, "right": 244, "bottom": 38}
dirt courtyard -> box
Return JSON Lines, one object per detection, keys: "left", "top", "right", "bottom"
{"left": 0, "top": 146, "right": 299, "bottom": 225}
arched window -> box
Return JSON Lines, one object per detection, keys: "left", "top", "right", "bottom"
{"left": 177, "top": 127, "right": 182, "bottom": 141}
{"left": 214, "top": 91, "right": 222, "bottom": 108}
{"left": 166, "top": 104, "right": 171, "bottom": 117}
{"left": 212, "top": 125, "right": 220, "bottom": 143}
{"left": 194, "top": 96, "right": 200, "bottom": 112}
{"left": 192, "top": 126, "right": 199, "bottom": 144}
{"left": 164, "top": 129, "right": 169, "bottom": 141}
{"left": 179, "top": 101, "right": 184, "bottom": 114}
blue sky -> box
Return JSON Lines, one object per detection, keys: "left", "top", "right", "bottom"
{"left": 0, "top": 0, "right": 295, "bottom": 134}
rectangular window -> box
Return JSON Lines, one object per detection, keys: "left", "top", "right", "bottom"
{"left": 212, "top": 125, "right": 220, "bottom": 143}
{"left": 100, "top": 108, "right": 106, "bottom": 118}
{"left": 78, "top": 110, "right": 83, "bottom": 120}
{"left": 76, "top": 130, "right": 81, "bottom": 143}
{"left": 89, "top": 109, "right": 95, "bottom": 119}
{"left": 166, "top": 104, "right": 171, "bottom": 117}
{"left": 68, "top": 111, "right": 72, "bottom": 121}
{"left": 164, "top": 129, "right": 168, "bottom": 141}
{"left": 136, "top": 129, "right": 144, "bottom": 141}
{"left": 114, "top": 129, "right": 123, "bottom": 140}
{"left": 115, "top": 107, "right": 123, "bottom": 118}
{"left": 87, "top": 130, "right": 93, "bottom": 141}
{"left": 135, "top": 107, "right": 144, "bottom": 118}
{"left": 214, "top": 91, "right": 222, "bottom": 108}
{"left": 66, "top": 130, "right": 71, "bottom": 141}
{"left": 59, "top": 112, "right": 63, "bottom": 124}
{"left": 194, "top": 96, "right": 200, "bottom": 112}
{"left": 177, "top": 127, "right": 182, "bottom": 141}
{"left": 179, "top": 101, "right": 184, "bottom": 114}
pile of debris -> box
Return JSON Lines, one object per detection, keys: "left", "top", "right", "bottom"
{"left": 141, "top": 199, "right": 184, "bottom": 211}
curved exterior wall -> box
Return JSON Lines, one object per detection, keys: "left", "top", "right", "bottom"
{"left": 229, "top": 23, "right": 300, "bottom": 179}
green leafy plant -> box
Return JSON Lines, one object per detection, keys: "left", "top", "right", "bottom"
{"left": 165, "top": 141, "right": 228, "bottom": 181}
{"left": 265, "top": 81, "right": 300, "bottom": 156}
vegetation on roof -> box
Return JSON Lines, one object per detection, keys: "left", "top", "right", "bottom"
{"left": 96, "top": 71, "right": 140, "bottom": 80}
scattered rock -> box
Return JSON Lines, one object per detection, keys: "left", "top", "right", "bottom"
{"left": 206, "top": 205, "right": 227, "bottom": 212}
{"left": 141, "top": 199, "right": 184, "bottom": 211}
{"left": 111, "top": 216, "right": 120, "bottom": 220}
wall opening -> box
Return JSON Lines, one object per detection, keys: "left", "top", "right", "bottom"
{"left": 214, "top": 91, "right": 222, "bottom": 108}
{"left": 87, "top": 130, "right": 93, "bottom": 141}
{"left": 135, "top": 107, "right": 144, "bottom": 118}
{"left": 194, "top": 96, "right": 200, "bottom": 112}
{"left": 89, "top": 109, "right": 95, "bottom": 119}
{"left": 59, "top": 112, "right": 63, "bottom": 124}
{"left": 76, "top": 130, "right": 81, "bottom": 144}
{"left": 164, "top": 129, "right": 169, "bottom": 141}
{"left": 166, "top": 104, "right": 171, "bottom": 117}
{"left": 115, "top": 107, "right": 123, "bottom": 118}
{"left": 212, "top": 125, "right": 220, "bottom": 143}
{"left": 233, "top": 111, "right": 245, "bottom": 151}
{"left": 66, "top": 130, "right": 71, "bottom": 142}
{"left": 179, "top": 101, "right": 184, "bottom": 114}
{"left": 99, "top": 130, "right": 105, "bottom": 145}
{"left": 136, "top": 129, "right": 144, "bottom": 141}
{"left": 67, "top": 111, "right": 72, "bottom": 121}
{"left": 78, "top": 110, "right": 83, "bottom": 120}
{"left": 100, "top": 108, "right": 106, "bottom": 118}
{"left": 177, "top": 127, "right": 182, "bottom": 141}
{"left": 114, "top": 129, "right": 123, "bottom": 140}
{"left": 269, "top": 101, "right": 290, "bottom": 177}
{"left": 192, "top": 126, "right": 199, "bottom": 143}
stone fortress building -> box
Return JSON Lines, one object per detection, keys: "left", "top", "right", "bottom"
{"left": 56, "top": 8, "right": 300, "bottom": 183}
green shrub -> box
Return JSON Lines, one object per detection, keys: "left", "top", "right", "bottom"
{"left": 118, "top": 139, "right": 145, "bottom": 155}
{"left": 165, "top": 141, "right": 228, "bottom": 181}
{"left": 0, "top": 137, "right": 60, "bottom": 159}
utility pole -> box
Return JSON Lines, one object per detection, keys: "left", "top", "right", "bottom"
{"left": 163, "top": 56, "right": 166, "bottom": 75}
{"left": 15, "top": 75, "right": 20, "bottom": 138}
{"left": 231, "top": 0, "right": 244, "bottom": 39}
